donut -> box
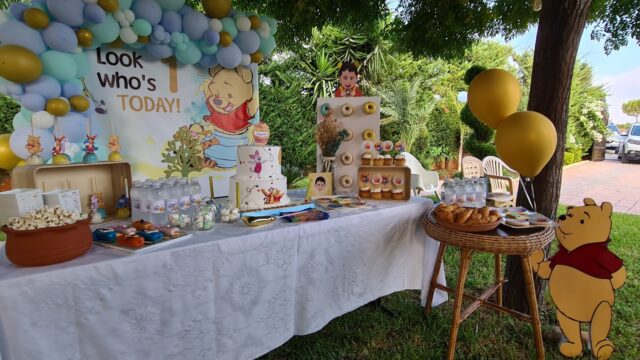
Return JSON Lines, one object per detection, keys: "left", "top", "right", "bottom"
{"left": 362, "top": 129, "right": 376, "bottom": 141}
{"left": 320, "top": 103, "right": 331, "bottom": 116}
{"left": 341, "top": 103, "right": 354, "bottom": 116}
{"left": 343, "top": 128, "right": 353, "bottom": 141}
{"left": 363, "top": 101, "right": 377, "bottom": 114}
{"left": 340, "top": 175, "right": 353, "bottom": 188}
{"left": 340, "top": 152, "right": 353, "bottom": 165}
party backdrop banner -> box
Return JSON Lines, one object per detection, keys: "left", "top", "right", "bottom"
{"left": 84, "top": 48, "right": 260, "bottom": 195}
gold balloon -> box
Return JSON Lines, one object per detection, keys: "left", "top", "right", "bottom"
{"left": 76, "top": 29, "right": 93, "bottom": 48}
{"left": 69, "top": 95, "right": 90, "bottom": 112}
{"left": 0, "top": 134, "right": 21, "bottom": 170}
{"left": 108, "top": 38, "right": 124, "bottom": 48}
{"left": 219, "top": 31, "right": 232, "bottom": 47}
{"left": 15, "top": 160, "right": 27, "bottom": 168}
{"left": 202, "top": 0, "right": 231, "bottom": 19}
{"left": 23, "top": 8, "right": 49, "bottom": 29}
{"left": 52, "top": 154, "right": 71, "bottom": 165}
{"left": 249, "top": 15, "right": 261, "bottom": 29}
{"left": 250, "top": 51, "right": 263, "bottom": 64}
{"left": 98, "top": 0, "right": 119, "bottom": 12}
{"left": 495, "top": 111, "right": 558, "bottom": 178}
{"left": 467, "top": 69, "right": 522, "bottom": 129}
{"left": 138, "top": 35, "right": 149, "bottom": 44}
{"left": 0, "top": 45, "right": 43, "bottom": 84}
{"left": 45, "top": 98, "right": 70, "bottom": 117}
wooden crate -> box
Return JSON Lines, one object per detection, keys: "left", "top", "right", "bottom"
{"left": 358, "top": 165, "right": 411, "bottom": 201}
{"left": 12, "top": 162, "right": 132, "bottom": 216}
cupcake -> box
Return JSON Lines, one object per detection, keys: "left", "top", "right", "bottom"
{"left": 394, "top": 154, "right": 406, "bottom": 166}
{"left": 371, "top": 188, "right": 382, "bottom": 199}
{"left": 361, "top": 152, "right": 373, "bottom": 166}
{"left": 392, "top": 188, "right": 404, "bottom": 200}
{"left": 359, "top": 186, "right": 371, "bottom": 198}
{"left": 383, "top": 154, "right": 393, "bottom": 166}
{"left": 382, "top": 187, "right": 392, "bottom": 199}
{"left": 373, "top": 154, "right": 384, "bottom": 166}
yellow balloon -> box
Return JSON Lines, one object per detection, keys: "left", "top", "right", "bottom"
{"left": 249, "top": 15, "right": 261, "bottom": 29}
{"left": 23, "top": 8, "right": 50, "bottom": 29}
{"left": 495, "top": 111, "right": 558, "bottom": 178}
{"left": 98, "top": 0, "right": 119, "bottom": 12}
{"left": 46, "top": 98, "right": 70, "bottom": 117}
{"left": 108, "top": 38, "right": 124, "bottom": 48}
{"left": 52, "top": 154, "right": 71, "bottom": 165}
{"left": 76, "top": 29, "right": 93, "bottom": 48}
{"left": 250, "top": 51, "right": 263, "bottom": 64}
{"left": 0, "top": 134, "right": 22, "bottom": 170}
{"left": 108, "top": 151, "right": 123, "bottom": 161}
{"left": 468, "top": 69, "right": 522, "bottom": 129}
{"left": 202, "top": 0, "right": 231, "bottom": 19}
{"left": 219, "top": 31, "right": 233, "bottom": 47}
{"left": 69, "top": 95, "right": 90, "bottom": 112}
{"left": 0, "top": 45, "right": 43, "bottom": 84}
{"left": 15, "top": 160, "right": 27, "bottom": 168}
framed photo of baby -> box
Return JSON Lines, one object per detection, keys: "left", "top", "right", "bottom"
{"left": 306, "top": 172, "right": 333, "bottom": 199}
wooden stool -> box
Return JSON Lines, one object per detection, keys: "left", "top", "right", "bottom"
{"left": 422, "top": 211, "right": 554, "bottom": 360}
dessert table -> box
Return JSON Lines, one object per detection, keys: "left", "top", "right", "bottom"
{"left": 0, "top": 196, "right": 446, "bottom": 360}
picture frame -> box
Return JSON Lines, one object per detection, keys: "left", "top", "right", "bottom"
{"left": 305, "top": 172, "right": 333, "bottom": 200}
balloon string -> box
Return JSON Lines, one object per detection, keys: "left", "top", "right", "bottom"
{"left": 520, "top": 177, "right": 535, "bottom": 211}
{"left": 530, "top": 178, "right": 537, "bottom": 212}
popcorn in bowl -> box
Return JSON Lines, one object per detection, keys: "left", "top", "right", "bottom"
{"left": 6, "top": 206, "right": 87, "bottom": 231}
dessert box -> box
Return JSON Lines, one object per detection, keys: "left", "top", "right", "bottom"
{"left": 357, "top": 165, "right": 411, "bottom": 201}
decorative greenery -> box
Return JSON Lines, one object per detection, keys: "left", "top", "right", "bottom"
{"left": 0, "top": 96, "right": 19, "bottom": 135}
{"left": 161, "top": 126, "right": 204, "bottom": 178}
{"left": 622, "top": 99, "right": 640, "bottom": 123}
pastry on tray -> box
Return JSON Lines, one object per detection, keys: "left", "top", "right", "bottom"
{"left": 434, "top": 203, "right": 501, "bottom": 226}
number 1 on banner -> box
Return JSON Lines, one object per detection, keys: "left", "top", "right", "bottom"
{"left": 162, "top": 57, "right": 178, "bottom": 93}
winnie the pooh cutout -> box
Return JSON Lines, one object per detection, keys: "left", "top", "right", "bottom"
{"left": 530, "top": 198, "right": 626, "bottom": 359}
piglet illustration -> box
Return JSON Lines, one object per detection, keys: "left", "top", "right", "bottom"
{"left": 249, "top": 150, "right": 263, "bottom": 176}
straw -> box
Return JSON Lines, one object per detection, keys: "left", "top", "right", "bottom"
{"left": 209, "top": 176, "right": 214, "bottom": 198}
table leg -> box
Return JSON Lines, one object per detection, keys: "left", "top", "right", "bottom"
{"left": 494, "top": 254, "right": 502, "bottom": 306}
{"left": 447, "top": 248, "right": 472, "bottom": 360}
{"left": 424, "top": 241, "right": 447, "bottom": 316}
{"left": 521, "top": 255, "right": 545, "bottom": 360}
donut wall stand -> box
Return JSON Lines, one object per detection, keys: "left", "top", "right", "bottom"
{"left": 316, "top": 97, "right": 381, "bottom": 194}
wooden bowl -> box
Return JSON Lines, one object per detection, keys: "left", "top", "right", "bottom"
{"left": 434, "top": 216, "right": 502, "bottom": 233}
{"left": 2, "top": 218, "right": 92, "bottom": 267}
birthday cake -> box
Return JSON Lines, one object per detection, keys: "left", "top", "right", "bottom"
{"left": 229, "top": 145, "right": 290, "bottom": 211}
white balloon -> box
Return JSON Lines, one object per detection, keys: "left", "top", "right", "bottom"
{"left": 259, "top": 22, "right": 270, "bottom": 34}
{"left": 119, "top": 20, "right": 130, "bottom": 27}
{"left": 113, "top": 10, "right": 125, "bottom": 22}
{"left": 457, "top": 91, "right": 468, "bottom": 103}
{"left": 258, "top": 29, "right": 269, "bottom": 39}
{"left": 209, "top": 18, "right": 223, "bottom": 32}
{"left": 120, "top": 27, "right": 138, "bottom": 44}
{"left": 241, "top": 54, "right": 251, "bottom": 66}
{"left": 124, "top": 9, "right": 135, "bottom": 23}
{"left": 32, "top": 111, "right": 55, "bottom": 129}
{"left": 236, "top": 16, "right": 251, "bottom": 32}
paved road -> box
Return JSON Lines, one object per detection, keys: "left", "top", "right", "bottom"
{"left": 560, "top": 152, "right": 640, "bottom": 214}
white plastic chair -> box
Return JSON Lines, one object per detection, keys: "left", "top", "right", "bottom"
{"left": 401, "top": 152, "right": 439, "bottom": 197}
{"left": 462, "top": 156, "right": 484, "bottom": 178}
{"left": 482, "top": 156, "right": 519, "bottom": 205}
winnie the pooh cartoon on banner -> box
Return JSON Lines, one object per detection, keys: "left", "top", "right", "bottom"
{"left": 531, "top": 198, "right": 626, "bottom": 360}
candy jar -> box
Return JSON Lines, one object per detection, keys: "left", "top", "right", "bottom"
{"left": 168, "top": 208, "right": 191, "bottom": 229}
{"left": 193, "top": 198, "right": 216, "bottom": 231}
{"left": 216, "top": 199, "right": 240, "bottom": 223}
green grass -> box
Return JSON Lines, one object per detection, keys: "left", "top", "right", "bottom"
{"left": 261, "top": 208, "right": 640, "bottom": 359}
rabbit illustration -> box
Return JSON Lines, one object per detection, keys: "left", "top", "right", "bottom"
{"left": 249, "top": 150, "right": 263, "bottom": 175}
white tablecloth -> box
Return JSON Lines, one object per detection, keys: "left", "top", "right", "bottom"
{"left": 0, "top": 197, "right": 446, "bottom": 360}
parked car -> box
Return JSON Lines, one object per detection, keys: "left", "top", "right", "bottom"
{"left": 617, "top": 124, "right": 640, "bottom": 163}
{"left": 606, "top": 123, "right": 623, "bottom": 151}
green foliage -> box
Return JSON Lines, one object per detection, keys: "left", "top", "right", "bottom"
{"left": 591, "top": 0, "right": 640, "bottom": 54}
{"left": 161, "top": 126, "right": 204, "bottom": 178}
{"left": 299, "top": 50, "right": 338, "bottom": 102}
{"left": 463, "top": 65, "right": 487, "bottom": 85}
{"left": 621, "top": 99, "right": 640, "bottom": 122}
{"left": 566, "top": 62, "right": 607, "bottom": 152}
{"left": 0, "top": 96, "right": 19, "bottom": 135}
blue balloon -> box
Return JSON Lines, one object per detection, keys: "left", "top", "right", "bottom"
{"left": 119, "top": 0, "right": 133, "bottom": 10}
{"left": 20, "top": 93, "right": 46, "bottom": 112}
{"left": 62, "top": 81, "right": 82, "bottom": 98}
{"left": 220, "top": 17, "right": 238, "bottom": 38}
{"left": 182, "top": 11, "right": 208, "bottom": 40}
{"left": 178, "top": 5, "right": 193, "bottom": 16}
{"left": 199, "top": 40, "right": 218, "bottom": 55}
{"left": 259, "top": 35, "right": 276, "bottom": 56}
{"left": 156, "top": 0, "right": 185, "bottom": 11}
{"left": 161, "top": 11, "right": 182, "bottom": 33}
{"left": 25, "top": 75, "right": 62, "bottom": 99}
{"left": 203, "top": 29, "right": 220, "bottom": 45}
{"left": 12, "top": 110, "right": 31, "bottom": 130}
{"left": 175, "top": 41, "right": 201, "bottom": 65}
{"left": 132, "top": 0, "right": 162, "bottom": 25}
{"left": 41, "top": 51, "right": 78, "bottom": 81}
{"left": 235, "top": 30, "right": 260, "bottom": 54}
{"left": 43, "top": 22, "right": 78, "bottom": 53}
{"left": 84, "top": 3, "right": 106, "bottom": 24}
{"left": 9, "top": 3, "right": 29, "bottom": 20}
{"left": 81, "top": 99, "right": 95, "bottom": 117}
{"left": 47, "top": 0, "right": 85, "bottom": 27}
{"left": 0, "top": 20, "right": 47, "bottom": 54}
{"left": 7, "top": 82, "right": 24, "bottom": 96}
{"left": 9, "top": 127, "right": 55, "bottom": 161}
{"left": 146, "top": 43, "right": 173, "bottom": 59}
{"left": 89, "top": 14, "right": 120, "bottom": 44}
{"left": 58, "top": 112, "right": 86, "bottom": 142}
{"left": 198, "top": 54, "right": 217, "bottom": 68}
{"left": 216, "top": 43, "right": 242, "bottom": 69}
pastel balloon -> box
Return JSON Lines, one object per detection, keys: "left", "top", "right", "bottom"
{"left": 77, "top": 28, "right": 94, "bottom": 47}
{"left": 89, "top": 14, "right": 120, "bottom": 43}
{"left": 9, "top": 127, "right": 55, "bottom": 160}
{"left": 145, "top": 43, "right": 172, "bottom": 59}
{"left": 219, "top": 31, "right": 232, "bottom": 47}
{"left": 198, "top": 54, "right": 217, "bottom": 68}
{"left": 83, "top": 3, "right": 106, "bottom": 23}
{"left": 220, "top": 17, "right": 237, "bottom": 38}
{"left": 62, "top": 81, "right": 82, "bottom": 97}
{"left": 72, "top": 52, "right": 90, "bottom": 77}
{"left": 161, "top": 11, "right": 182, "bottom": 32}
{"left": 23, "top": 8, "right": 50, "bottom": 29}
{"left": 249, "top": 15, "right": 261, "bottom": 29}
{"left": 0, "top": 20, "right": 47, "bottom": 54}
{"left": 156, "top": 0, "right": 185, "bottom": 11}
{"left": 209, "top": 18, "right": 222, "bottom": 32}
{"left": 132, "top": 18, "right": 152, "bottom": 36}
{"left": 216, "top": 42, "right": 241, "bottom": 68}
{"left": 199, "top": 40, "right": 218, "bottom": 55}
{"left": 47, "top": 0, "right": 85, "bottom": 27}
{"left": 119, "top": 26, "right": 138, "bottom": 44}
{"left": 202, "top": 0, "right": 231, "bottom": 19}
{"left": 263, "top": 16, "right": 277, "bottom": 35}
{"left": 57, "top": 112, "right": 86, "bottom": 142}
{"left": 0, "top": 134, "right": 22, "bottom": 170}
{"left": 46, "top": 97, "right": 70, "bottom": 116}
{"left": 132, "top": 0, "right": 162, "bottom": 25}
{"left": 259, "top": 35, "right": 276, "bottom": 56}
{"left": 69, "top": 95, "right": 90, "bottom": 112}
{"left": 468, "top": 69, "right": 522, "bottom": 129}
{"left": 250, "top": 50, "right": 263, "bottom": 63}
{"left": 41, "top": 50, "right": 78, "bottom": 81}
{"left": 183, "top": 10, "right": 208, "bottom": 40}
{"left": 43, "top": 22, "right": 78, "bottom": 53}
{"left": 118, "top": 0, "right": 131, "bottom": 10}
{"left": 175, "top": 40, "right": 201, "bottom": 64}
{"left": 495, "top": 111, "right": 557, "bottom": 178}
{"left": 6, "top": 82, "right": 25, "bottom": 96}
{"left": 240, "top": 54, "right": 251, "bottom": 66}
{"left": 12, "top": 110, "right": 32, "bottom": 129}
{"left": 235, "top": 30, "right": 260, "bottom": 54}
{"left": 203, "top": 29, "right": 219, "bottom": 45}
{"left": 8, "top": 3, "right": 29, "bottom": 20}
{"left": 20, "top": 93, "right": 46, "bottom": 112}
{"left": 25, "top": 75, "right": 61, "bottom": 99}
{"left": 31, "top": 110, "right": 55, "bottom": 129}
{"left": 236, "top": 16, "right": 251, "bottom": 32}
{"left": 0, "top": 45, "right": 43, "bottom": 83}
{"left": 97, "top": 0, "right": 118, "bottom": 12}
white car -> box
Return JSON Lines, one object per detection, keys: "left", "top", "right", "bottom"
{"left": 618, "top": 124, "right": 640, "bottom": 163}
{"left": 606, "top": 124, "right": 623, "bottom": 151}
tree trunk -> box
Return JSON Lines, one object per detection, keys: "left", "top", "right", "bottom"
{"left": 503, "top": 0, "right": 593, "bottom": 313}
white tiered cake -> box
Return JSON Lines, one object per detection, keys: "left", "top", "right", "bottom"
{"left": 229, "top": 145, "right": 290, "bottom": 211}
